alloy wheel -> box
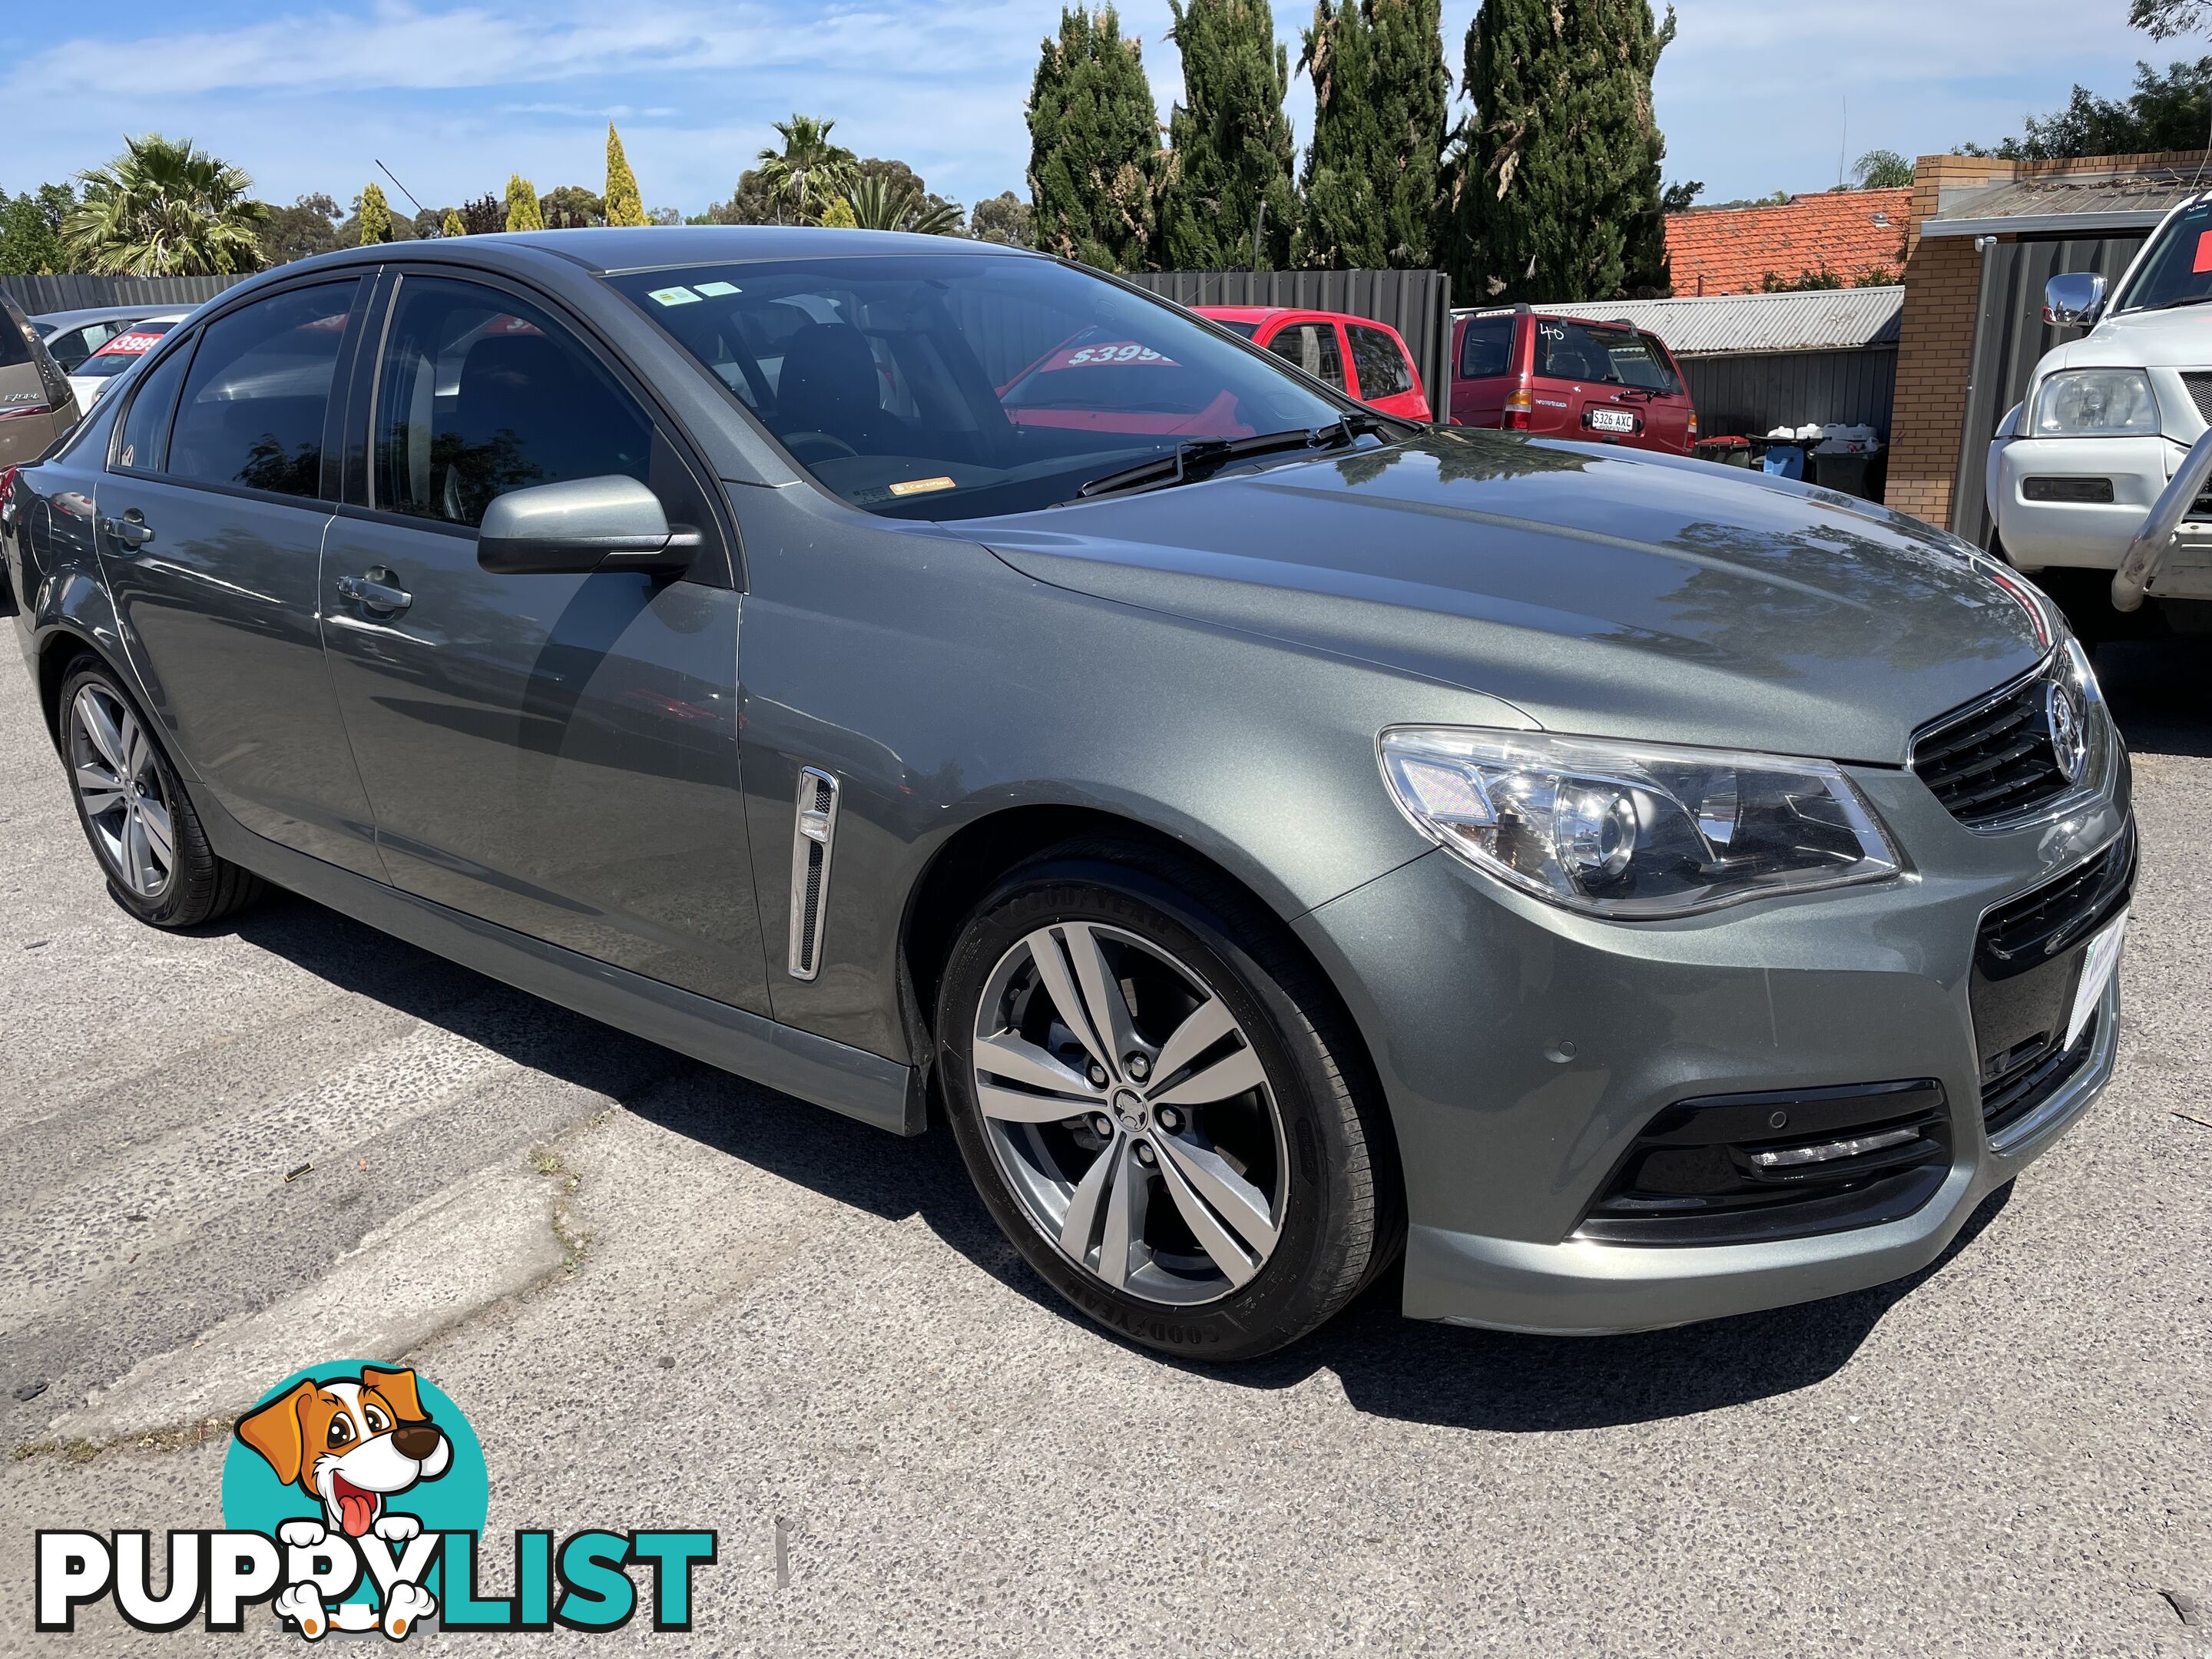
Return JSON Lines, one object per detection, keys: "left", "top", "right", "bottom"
{"left": 969, "top": 921, "right": 1287, "bottom": 1306}
{"left": 71, "top": 684, "right": 175, "bottom": 899}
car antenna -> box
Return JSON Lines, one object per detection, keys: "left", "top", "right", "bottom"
{"left": 376, "top": 160, "right": 428, "bottom": 217}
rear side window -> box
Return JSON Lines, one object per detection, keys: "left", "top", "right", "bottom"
{"left": 371, "top": 276, "right": 653, "bottom": 528}
{"left": 1538, "top": 320, "right": 1679, "bottom": 392}
{"left": 167, "top": 283, "right": 357, "bottom": 499}
{"left": 1458, "top": 316, "right": 1512, "bottom": 379}
{"left": 1267, "top": 323, "right": 1345, "bottom": 392}
{"left": 114, "top": 338, "right": 196, "bottom": 472}
{"left": 0, "top": 307, "right": 31, "bottom": 369}
{"left": 1348, "top": 325, "right": 1413, "bottom": 398}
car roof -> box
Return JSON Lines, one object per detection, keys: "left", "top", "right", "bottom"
{"left": 30, "top": 305, "right": 167, "bottom": 330}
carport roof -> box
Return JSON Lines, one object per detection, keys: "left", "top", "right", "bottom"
{"left": 1507, "top": 286, "right": 1904, "bottom": 356}
{"left": 1920, "top": 163, "right": 2206, "bottom": 238}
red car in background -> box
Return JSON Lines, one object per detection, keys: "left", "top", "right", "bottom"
{"left": 1194, "top": 306, "right": 1432, "bottom": 422}
{"left": 1449, "top": 305, "right": 1697, "bottom": 455}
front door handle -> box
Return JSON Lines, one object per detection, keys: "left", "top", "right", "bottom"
{"left": 99, "top": 511, "right": 154, "bottom": 549}
{"left": 337, "top": 568, "right": 412, "bottom": 613}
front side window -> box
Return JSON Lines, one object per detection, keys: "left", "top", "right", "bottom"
{"left": 609, "top": 253, "right": 1344, "bottom": 520}
{"left": 1266, "top": 323, "right": 1346, "bottom": 393}
{"left": 1459, "top": 316, "right": 1512, "bottom": 379}
{"left": 1348, "top": 326, "right": 1413, "bottom": 398}
{"left": 372, "top": 277, "right": 654, "bottom": 528}
{"left": 167, "top": 286, "right": 356, "bottom": 498}
{"left": 1537, "top": 320, "right": 1678, "bottom": 392}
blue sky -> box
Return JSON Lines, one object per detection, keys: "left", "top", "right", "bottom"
{"left": 0, "top": 1, "right": 2197, "bottom": 217}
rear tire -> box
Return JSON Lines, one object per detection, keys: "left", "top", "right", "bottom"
{"left": 935, "top": 839, "right": 1399, "bottom": 1362}
{"left": 58, "top": 658, "right": 264, "bottom": 929}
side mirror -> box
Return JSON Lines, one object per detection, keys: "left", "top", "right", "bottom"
{"left": 2043, "top": 273, "right": 2107, "bottom": 329}
{"left": 476, "top": 475, "right": 700, "bottom": 576}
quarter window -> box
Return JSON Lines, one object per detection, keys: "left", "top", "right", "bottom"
{"left": 167, "top": 283, "right": 358, "bottom": 499}
{"left": 371, "top": 277, "right": 654, "bottom": 528}
{"left": 1348, "top": 325, "right": 1413, "bottom": 399}
{"left": 1267, "top": 323, "right": 1346, "bottom": 392}
{"left": 114, "top": 336, "right": 196, "bottom": 473}
{"left": 1459, "top": 317, "right": 1512, "bottom": 379}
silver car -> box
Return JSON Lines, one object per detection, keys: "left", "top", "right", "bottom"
{"left": 4, "top": 230, "right": 2134, "bottom": 1359}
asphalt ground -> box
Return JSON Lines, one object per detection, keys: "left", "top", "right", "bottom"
{"left": 1, "top": 637, "right": 2206, "bottom": 1657}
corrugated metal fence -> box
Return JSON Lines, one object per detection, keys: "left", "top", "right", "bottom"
{"left": 0, "top": 273, "right": 247, "bottom": 316}
{"left": 1950, "top": 232, "right": 2147, "bottom": 547}
{"left": 1681, "top": 349, "right": 1899, "bottom": 441}
{"left": 1128, "top": 270, "right": 1455, "bottom": 415}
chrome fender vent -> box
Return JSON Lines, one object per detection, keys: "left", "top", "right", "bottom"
{"left": 786, "top": 767, "right": 840, "bottom": 981}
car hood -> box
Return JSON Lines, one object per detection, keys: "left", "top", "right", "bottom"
{"left": 975, "top": 431, "right": 2048, "bottom": 764}
{"left": 2054, "top": 305, "right": 2212, "bottom": 371}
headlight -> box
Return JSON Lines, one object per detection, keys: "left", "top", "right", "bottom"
{"left": 2033, "top": 369, "right": 2157, "bottom": 436}
{"left": 1379, "top": 728, "right": 1901, "bottom": 919}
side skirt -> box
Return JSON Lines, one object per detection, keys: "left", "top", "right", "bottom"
{"left": 194, "top": 784, "right": 926, "bottom": 1136}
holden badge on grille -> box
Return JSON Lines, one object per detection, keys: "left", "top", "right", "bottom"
{"left": 2045, "top": 677, "right": 2088, "bottom": 783}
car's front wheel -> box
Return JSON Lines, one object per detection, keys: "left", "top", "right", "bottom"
{"left": 58, "top": 657, "right": 263, "bottom": 928}
{"left": 935, "top": 841, "right": 1398, "bottom": 1361}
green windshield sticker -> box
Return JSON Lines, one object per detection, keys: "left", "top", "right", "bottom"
{"left": 648, "top": 286, "right": 702, "bottom": 306}
{"left": 695, "top": 280, "right": 741, "bottom": 296}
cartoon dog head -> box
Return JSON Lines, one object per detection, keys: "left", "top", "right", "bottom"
{"left": 237, "top": 1366, "right": 452, "bottom": 1538}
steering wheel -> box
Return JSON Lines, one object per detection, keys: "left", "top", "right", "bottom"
{"left": 780, "top": 430, "right": 860, "bottom": 462}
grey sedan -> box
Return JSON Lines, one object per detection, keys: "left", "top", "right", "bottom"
{"left": 2, "top": 230, "right": 2133, "bottom": 1359}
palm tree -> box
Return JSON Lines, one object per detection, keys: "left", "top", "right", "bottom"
{"left": 845, "top": 174, "right": 963, "bottom": 235}
{"left": 64, "top": 134, "right": 267, "bottom": 276}
{"left": 754, "top": 115, "right": 858, "bottom": 224}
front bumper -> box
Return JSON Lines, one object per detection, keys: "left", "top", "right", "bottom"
{"left": 1295, "top": 754, "right": 2130, "bottom": 1335}
{"left": 1995, "top": 435, "right": 2174, "bottom": 571}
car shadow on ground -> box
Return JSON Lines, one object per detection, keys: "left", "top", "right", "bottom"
{"left": 2098, "top": 635, "right": 2212, "bottom": 760}
{"left": 210, "top": 855, "right": 2030, "bottom": 1440}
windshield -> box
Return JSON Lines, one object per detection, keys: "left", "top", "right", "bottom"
{"left": 78, "top": 322, "right": 178, "bottom": 378}
{"left": 608, "top": 253, "right": 1345, "bottom": 519}
{"left": 2114, "top": 198, "right": 2212, "bottom": 313}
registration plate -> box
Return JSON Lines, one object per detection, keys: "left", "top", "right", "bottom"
{"left": 2065, "top": 909, "right": 2128, "bottom": 1048}
{"left": 1587, "top": 408, "right": 1637, "bottom": 434}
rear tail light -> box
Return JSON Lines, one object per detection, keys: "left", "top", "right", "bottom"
{"left": 1503, "top": 387, "right": 1533, "bottom": 431}
{"left": 1687, "top": 411, "right": 1699, "bottom": 442}
{"left": 0, "top": 402, "right": 53, "bottom": 421}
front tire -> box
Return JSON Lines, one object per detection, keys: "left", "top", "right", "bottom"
{"left": 935, "top": 841, "right": 1398, "bottom": 1361}
{"left": 58, "top": 658, "right": 263, "bottom": 929}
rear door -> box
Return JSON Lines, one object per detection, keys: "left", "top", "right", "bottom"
{"left": 95, "top": 278, "right": 388, "bottom": 878}
{"left": 1343, "top": 322, "right": 1429, "bottom": 420}
{"left": 1260, "top": 316, "right": 1349, "bottom": 398}
{"left": 1449, "top": 313, "right": 1514, "bottom": 427}
{"left": 1637, "top": 333, "right": 1695, "bottom": 453}
{"left": 317, "top": 268, "right": 768, "bottom": 1013}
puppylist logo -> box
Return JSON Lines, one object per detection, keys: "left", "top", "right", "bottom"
{"left": 36, "top": 1362, "right": 715, "bottom": 1639}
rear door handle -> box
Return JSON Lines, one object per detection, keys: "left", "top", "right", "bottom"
{"left": 337, "top": 569, "right": 412, "bottom": 613}
{"left": 99, "top": 512, "right": 154, "bottom": 548}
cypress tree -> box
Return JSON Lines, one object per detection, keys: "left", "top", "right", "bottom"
{"left": 1028, "top": 6, "right": 1164, "bottom": 272}
{"left": 1295, "top": 0, "right": 1448, "bottom": 269}
{"left": 1159, "top": 0, "right": 1298, "bottom": 270}
{"left": 441, "top": 207, "right": 465, "bottom": 238}
{"left": 505, "top": 174, "right": 545, "bottom": 232}
{"left": 604, "top": 124, "right": 649, "bottom": 226}
{"left": 358, "top": 183, "right": 392, "bottom": 245}
{"left": 1445, "top": 0, "right": 1676, "bottom": 303}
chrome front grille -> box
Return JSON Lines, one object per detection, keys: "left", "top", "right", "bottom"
{"left": 1909, "top": 661, "right": 2074, "bottom": 830}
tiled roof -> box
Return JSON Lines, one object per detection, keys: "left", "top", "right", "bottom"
{"left": 1524, "top": 286, "right": 1903, "bottom": 356}
{"left": 1665, "top": 189, "right": 1912, "bottom": 298}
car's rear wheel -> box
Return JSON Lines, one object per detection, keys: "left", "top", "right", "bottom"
{"left": 59, "top": 658, "right": 263, "bottom": 928}
{"left": 935, "top": 841, "right": 1398, "bottom": 1361}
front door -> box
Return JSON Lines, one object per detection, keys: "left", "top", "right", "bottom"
{"left": 97, "top": 278, "right": 386, "bottom": 879}
{"left": 318, "top": 273, "right": 768, "bottom": 1012}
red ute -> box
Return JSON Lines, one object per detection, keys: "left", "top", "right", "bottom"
{"left": 1192, "top": 306, "right": 1432, "bottom": 422}
{"left": 1449, "top": 305, "right": 1697, "bottom": 455}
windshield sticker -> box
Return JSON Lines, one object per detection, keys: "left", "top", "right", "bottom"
{"left": 91, "top": 333, "right": 162, "bottom": 357}
{"left": 2194, "top": 231, "right": 2212, "bottom": 274}
{"left": 695, "top": 280, "right": 741, "bottom": 297}
{"left": 1052, "top": 343, "right": 1177, "bottom": 369}
{"left": 648, "top": 286, "right": 703, "bottom": 307}
{"left": 887, "top": 476, "right": 958, "bottom": 497}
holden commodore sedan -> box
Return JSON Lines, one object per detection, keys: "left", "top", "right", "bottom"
{"left": 3, "top": 229, "right": 2132, "bottom": 1359}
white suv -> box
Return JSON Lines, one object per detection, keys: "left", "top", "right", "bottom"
{"left": 1988, "top": 191, "right": 2212, "bottom": 633}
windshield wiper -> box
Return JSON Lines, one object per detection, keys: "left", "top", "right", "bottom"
{"left": 2144, "top": 292, "right": 2212, "bottom": 313}
{"left": 1071, "top": 419, "right": 1373, "bottom": 502}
